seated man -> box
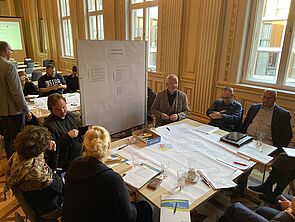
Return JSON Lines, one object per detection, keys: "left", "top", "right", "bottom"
{"left": 236, "top": 89, "right": 293, "bottom": 197}
{"left": 65, "top": 65, "right": 79, "bottom": 93}
{"left": 151, "top": 74, "right": 190, "bottom": 126}
{"left": 206, "top": 87, "right": 242, "bottom": 132}
{"left": 38, "top": 64, "right": 67, "bottom": 97}
{"left": 218, "top": 195, "right": 295, "bottom": 222}
{"left": 249, "top": 153, "right": 295, "bottom": 202}
{"left": 242, "top": 88, "right": 292, "bottom": 150}
{"left": 44, "top": 93, "right": 85, "bottom": 171}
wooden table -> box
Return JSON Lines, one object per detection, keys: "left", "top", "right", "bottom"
{"left": 108, "top": 119, "right": 276, "bottom": 210}
{"left": 28, "top": 93, "right": 80, "bottom": 119}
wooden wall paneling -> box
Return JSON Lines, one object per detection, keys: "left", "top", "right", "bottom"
{"left": 103, "top": 0, "right": 116, "bottom": 40}
{"left": 44, "top": 0, "right": 59, "bottom": 69}
{"left": 114, "top": 0, "right": 126, "bottom": 40}
{"left": 21, "top": 0, "right": 39, "bottom": 60}
{"left": 160, "top": 0, "right": 183, "bottom": 78}
{"left": 180, "top": 0, "right": 224, "bottom": 122}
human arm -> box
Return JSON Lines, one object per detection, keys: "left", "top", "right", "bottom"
{"left": 7, "top": 64, "right": 29, "bottom": 113}
{"left": 220, "top": 102, "right": 242, "bottom": 123}
{"left": 150, "top": 92, "right": 169, "bottom": 119}
{"left": 176, "top": 92, "right": 190, "bottom": 120}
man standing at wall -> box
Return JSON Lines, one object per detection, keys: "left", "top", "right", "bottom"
{"left": 0, "top": 41, "right": 31, "bottom": 159}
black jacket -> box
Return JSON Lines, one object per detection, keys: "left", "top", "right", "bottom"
{"left": 242, "top": 104, "right": 292, "bottom": 148}
{"left": 62, "top": 157, "right": 137, "bottom": 222}
{"left": 44, "top": 112, "right": 83, "bottom": 170}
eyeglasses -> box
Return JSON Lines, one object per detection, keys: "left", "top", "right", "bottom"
{"left": 221, "top": 96, "right": 231, "bottom": 100}
{"left": 8, "top": 48, "right": 13, "bottom": 52}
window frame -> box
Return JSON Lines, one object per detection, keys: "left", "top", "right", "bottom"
{"left": 85, "top": 0, "right": 104, "bottom": 40}
{"left": 242, "top": 0, "right": 295, "bottom": 91}
{"left": 129, "top": 0, "right": 158, "bottom": 72}
{"left": 57, "top": 0, "right": 74, "bottom": 58}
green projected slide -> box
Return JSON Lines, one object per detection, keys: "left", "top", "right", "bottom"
{"left": 0, "top": 21, "right": 23, "bottom": 50}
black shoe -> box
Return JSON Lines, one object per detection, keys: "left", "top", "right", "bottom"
{"left": 259, "top": 193, "right": 275, "bottom": 203}
{"left": 248, "top": 185, "right": 270, "bottom": 193}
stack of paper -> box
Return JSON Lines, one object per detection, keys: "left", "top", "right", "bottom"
{"left": 238, "top": 147, "right": 273, "bottom": 164}
{"left": 197, "top": 168, "right": 237, "bottom": 189}
{"left": 160, "top": 195, "right": 191, "bottom": 222}
{"left": 123, "top": 162, "right": 161, "bottom": 189}
{"left": 194, "top": 124, "right": 219, "bottom": 134}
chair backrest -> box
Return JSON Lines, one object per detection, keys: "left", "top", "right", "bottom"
{"left": 25, "top": 67, "right": 34, "bottom": 74}
{"left": 13, "top": 187, "right": 37, "bottom": 222}
{"left": 31, "top": 71, "right": 43, "bottom": 81}
{"left": 15, "top": 212, "right": 25, "bottom": 222}
{"left": 26, "top": 62, "right": 35, "bottom": 68}
{"left": 43, "top": 59, "right": 54, "bottom": 67}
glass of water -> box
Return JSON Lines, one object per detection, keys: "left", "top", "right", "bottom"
{"left": 177, "top": 170, "right": 186, "bottom": 190}
{"left": 256, "top": 131, "right": 265, "bottom": 152}
{"left": 161, "top": 160, "right": 169, "bottom": 177}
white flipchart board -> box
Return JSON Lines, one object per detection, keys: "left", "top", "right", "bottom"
{"left": 77, "top": 40, "right": 146, "bottom": 134}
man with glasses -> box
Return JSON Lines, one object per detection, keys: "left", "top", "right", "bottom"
{"left": 206, "top": 87, "right": 242, "bottom": 132}
{"left": 242, "top": 89, "right": 292, "bottom": 149}
{"left": 0, "top": 41, "right": 31, "bottom": 159}
{"left": 241, "top": 89, "right": 293, "bottom": 202}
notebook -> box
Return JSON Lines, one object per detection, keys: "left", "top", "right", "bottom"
{"left": 220, "top": 132, "right": 253, "bottom": 147}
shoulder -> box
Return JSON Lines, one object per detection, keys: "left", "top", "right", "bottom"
{"left": 232, "top": 100, "right": 242, "bottom": 107}
{"left": 274, "top": 105, "right": 290, "bottom": 114}
{"left": 44, "top": 114, "right": 57, "bottom": 128}
{"left": 177, "top": 90, "right": 188, "bottom": 98}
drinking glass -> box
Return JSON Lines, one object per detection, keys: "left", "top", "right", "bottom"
{"left": 256, "top": 132, "right": 265, "bottom": 152}
{"left": 177, "top": 170, "right": 186, "bottom": 190}
{"left": 161, "top": 160, "right": 169, "bottom": 177}
{"left": 187, "top": 158, "right": 197, "bottom": 182}
{"left": 132, "top": 151, "right": 142, "bottom": 167}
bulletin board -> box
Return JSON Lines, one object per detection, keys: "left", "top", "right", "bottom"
{"left": 77, "top": 40, "right": 146, "bottom": 134}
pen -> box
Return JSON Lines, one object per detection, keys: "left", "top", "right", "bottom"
{"left": 202, "top": 177, "right": 211, "bottom": 188}
{"left": 173, "top": 202, "right": 177, "bottom": 215}
{"left": 117, "top": 144, "right": 128, "bottom": 150}
{"left": 233, "top": 161, "right": 247, "bottom": 166}
{"left": 166, "top": 127, "right": 170, "bottom": 131}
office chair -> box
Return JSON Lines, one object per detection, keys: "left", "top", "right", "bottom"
{"left": 43, "top": 59, "right": 54, "bottom": 67}
{"left": 13, "top": 187, "right": 60, "bottom": 222}
{"left": 13, "top": 187, "right": 37, "bottom": 222}
{"left": 15, "top": 212, "right": 25, "bottom": 222}
{"left": 31, "top": 71, "right": 43, "bottom": 81}
{"left": 25, "top": 67, "right": 34, "bottom": 75}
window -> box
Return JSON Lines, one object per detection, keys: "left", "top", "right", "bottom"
{"left": 244, "top": 0, "right": 295, "bottom": 89}
{"left": 85, "top": 0, "right": 104, "bottom": 40}
{"left": 57, "top": 0, "right": 74, "bottom": 57}
{"left": 130, "top": 0, "right": 158, "bottom": 71}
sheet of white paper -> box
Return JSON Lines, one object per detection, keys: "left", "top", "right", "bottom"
{"left": 283, "top": 148, "right": 295, "bottom": 157}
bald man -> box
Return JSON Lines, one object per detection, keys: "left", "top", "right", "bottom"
{"left": 242, "top": 89, "right": 292, "bottom": 149}
{"left": 236, "top": 89, "right": 293, "bottom": 199}
{"left": 151, "top": 74, "right": 190, "bottom": 126}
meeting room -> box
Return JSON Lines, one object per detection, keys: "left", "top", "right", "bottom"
{"left": 0, "top": 0, "right": 295, "bottom": 222}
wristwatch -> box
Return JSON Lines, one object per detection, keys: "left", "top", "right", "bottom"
{"left": 285, "top": 207, "right": 295, "bottom": 220}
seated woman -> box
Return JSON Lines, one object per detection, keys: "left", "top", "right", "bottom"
{"left": 62, "top": 125, "right": 153, "bottom": 222}
{"left": 18, "top": 71, "right": 39, "bottom": 97}
{"left": 0, "top": 125, "right": 63, "bottom": 218}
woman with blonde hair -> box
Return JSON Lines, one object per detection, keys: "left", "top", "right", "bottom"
{"left": 62, "top": 126, "right": 152, "bottom": 222}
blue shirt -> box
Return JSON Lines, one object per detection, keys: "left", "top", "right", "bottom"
{"left": 206, "top": 99, "right": 242, "bottom": 132}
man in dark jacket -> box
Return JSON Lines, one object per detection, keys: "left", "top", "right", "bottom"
{"left": 242, "top": 89, "right": 292, "bottom": 150}
{"left": 206, "top": 86, "right": 242, "bottom": 132}
{"left": 44, "top": 93, "right": 85, "bottom": 171}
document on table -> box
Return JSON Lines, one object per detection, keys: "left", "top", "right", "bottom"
{"left": 238, "top": 146, "right": 273, "bottom": 164}
{"left": 197, "top": 168, "right": 237, "bottom": 189}
{"left": 194, "top": 124, "right": 219, "bottom": 134}
{"left": 283, "top": 148, "right": 295, "bottom": 158}
{"left": 160, "top": 195, "right": 191, "bottom": 222}
{"left": 123, "top": 162, "right": 161, "bottom": 189}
